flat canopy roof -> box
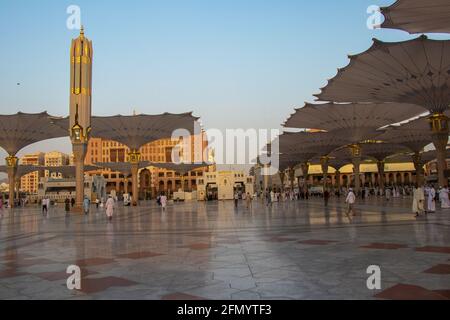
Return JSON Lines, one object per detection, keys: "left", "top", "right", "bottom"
{"left": 95, "top": 162, "right": 209, "bottom": 176}
{"left": 149, "top": 162, "right": 210, "bottom": 175}
{"left": 0, "top": 165, "right": 44, "bottom": 178}
{"left": 0, "top": 165, "right": 99, "bottom": 178}
{"left": 45, "top": 165, "right": 99, "bottom": 177}
{"left": 0, "top": 112, "right": 68, "bottom": 156}
{"left": 95, "top": 162, "right": 151, "bottom": 176}
{"left": 380, "top": 0, "right": 450, "bottom": 34}
{"left": 316, "top": 36, "right": 450, "bottom": 113}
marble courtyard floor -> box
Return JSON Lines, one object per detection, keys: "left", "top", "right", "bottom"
{"left": 0, "top": 197, "right": 449, "bottom": 300}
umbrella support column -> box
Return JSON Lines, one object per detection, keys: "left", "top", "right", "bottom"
{"left": 320, "top": 156, "right": 329, "bottom": 189}
{"left": 6, "top": 156, "right": 18, "bottom": 208}
{"left": 72, "top": 143, "right": 87, "bottom": 212}
{"left": 412, "top": 153, "right": 425, "bottom": 187}
{"left": 350, "top": 144, "right": 362, "bottom": 195}
{"left": 128, "top": 150, "right": 141, "bottom": 206}
{"left": 377, "top": 161, "right": 385, "bottom": 191}
{"left": 288, "top": 167, "right": 295, "bottom": 191}
{"left": 278, "top": 171, "right": 286, "bottom": 191}
{"left": 335, "top": 170, "right": 341, "bottom": 190}
{"left": 430, "top": 113, "right": 449, "bottom": 187}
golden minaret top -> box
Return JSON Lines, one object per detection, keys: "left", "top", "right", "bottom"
{"left": 79, "top": 25, "right": 84, "bottom": 39}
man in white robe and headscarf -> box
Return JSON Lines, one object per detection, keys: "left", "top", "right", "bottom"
{"left": 427, "top": 186, "right": 436, "bottom": 213}
{"left": 105, "top": 195, "right": 115, "bottom": 221}
{"left": 439, "top": 186, "right": 450, "bottom": 209}
{"left": 413, "top": 185, "right": 425, "bottom": 217}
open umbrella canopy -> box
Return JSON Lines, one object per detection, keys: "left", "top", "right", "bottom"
{"left": 52, "top": 112, "right": 200, "bottom": 151}
{"left": 380, "top": 0, "right": 450, "bottom": 34}
{"left": 0, "top": 112, "right": 68, "bottom": 156}
{"left": 278, "top": 154, "right": 302, "bottom": 171}
{"left": 329, "top": 147, "right": 372, "bottom": 163}
{"left": 316, "top": 36, "right": 450, "bottom": 114}
{"left": 360, "top": 142, "right": 410, "bottom": 162}
{"left": 377, "top": 116, "right": 434, "bottom": 152}
{"left": 278, "top": 152, "right": 318, "bottom": 166}
{"left": 284, "top": 103, "right": 424, "bottom": 143}
{"left": 387, "top": 149, "right": 450, "bottom": 164}
{"left": 277, "top": 131, "right": 351, "bottom": 156}
{"left": 309, "top": 156, "right": 349, "bottom": 171}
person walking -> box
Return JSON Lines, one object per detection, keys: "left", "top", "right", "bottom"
{"left": 427, "top": 185, "right": 436, "bottom": 213}
{"left": 160, "top": 193, "right": 167, "bottom": 211}
{"left": 83, "top": 196, "right": 90, "bottom": 215}
{"left": 385, "top": 188, "right": 391, "bottom": 201}
{"left": 234, "top": 191, "right": 239, "bottom": 208}
{"left": 265, "top": 189, "right": 272, "bottom": 207}
{"left": 95, "top": 198, "right": 100, "bottom": 209}
{"left": 71, "top": 198, "right": 75, "bottom": 207}
{"left": 345, "top": 188, "right": 356, "bottom": 217}
{"left": 413, "top": 185, "right": 425, "bottom": 217}
{"left": 42, "top": 197, "right": 48, "bottom": 215}
{"left": 245, "top": 192, "right": 252, "bottom": 209}
{"left": 105, "top": 195, "right": 115, "bottom": 221}
{"left": 323, "top": 189, "right": 330, "bottom": 207}
{"left": 65, "top": 197, "right": 71, "bottom": 213}
{"left": 439, "top": 186, "right": 450, "bottom": 209}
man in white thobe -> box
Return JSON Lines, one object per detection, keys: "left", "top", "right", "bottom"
{"left": 428, "top": 186, "right": 436, "bottom": 213}
{"left": 105, "top": 196, "right": 115, "bottom": 221}
{"left": 439, "top": 187, "right": 450, "bottom": 209}
{"left": 413, "top": 186, "right": 425, "bottom": 217}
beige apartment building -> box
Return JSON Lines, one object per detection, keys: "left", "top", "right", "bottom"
{"left": 45, "top": 151, "right": 70, "bottom": 178}
{"left": 19, "top": 152, "right": 45, "bottom": 194}
{"left": 19, "top": 151, "right": 71, "bottom": 194}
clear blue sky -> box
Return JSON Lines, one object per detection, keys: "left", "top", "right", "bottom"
{"left": 1, "top": 0, "right": 449, "bottom": 169}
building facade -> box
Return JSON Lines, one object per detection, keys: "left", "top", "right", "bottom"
{"left": 19, "top": 152, "right": 45, "bottom": 194}
{"left": 197, "top": 171, "right": 254, "bottom": 201}
{"left": 34, "top": 175, "right": 106, "bottom": 203}
{"left": 45, "top": 151, "right": 70, "bottom": 178}
{"left": 254, "top": 161, "right": 446, "bottom": 192}
{"left": 84, "top": 133, "right": 215, "bottom": 199}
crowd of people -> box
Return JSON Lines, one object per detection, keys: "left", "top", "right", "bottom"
{"left": 254, "top": 183, "right": 450, "bottom": 218}
{"left": 1, "top": 183, "right": 449, "bottom": 221}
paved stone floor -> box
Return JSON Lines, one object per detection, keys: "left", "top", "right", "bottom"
{"left": 0, "top": 197, "right": 449, "bottom": 300}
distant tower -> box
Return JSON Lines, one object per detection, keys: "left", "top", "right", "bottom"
{"left": 69, "top": 26, "right": 93, "bottom": 211}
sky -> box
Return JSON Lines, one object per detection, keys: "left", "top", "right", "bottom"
{"left": 1, "top": 0, "right": 450, "bottom": 176}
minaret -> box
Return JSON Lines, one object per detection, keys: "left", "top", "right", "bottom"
{"left": 69, "top": 26, "right": 93, "bottom": 211}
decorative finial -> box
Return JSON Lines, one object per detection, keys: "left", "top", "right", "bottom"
{"left": 80, "top": 25, "right": 85, "bottom": 39}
